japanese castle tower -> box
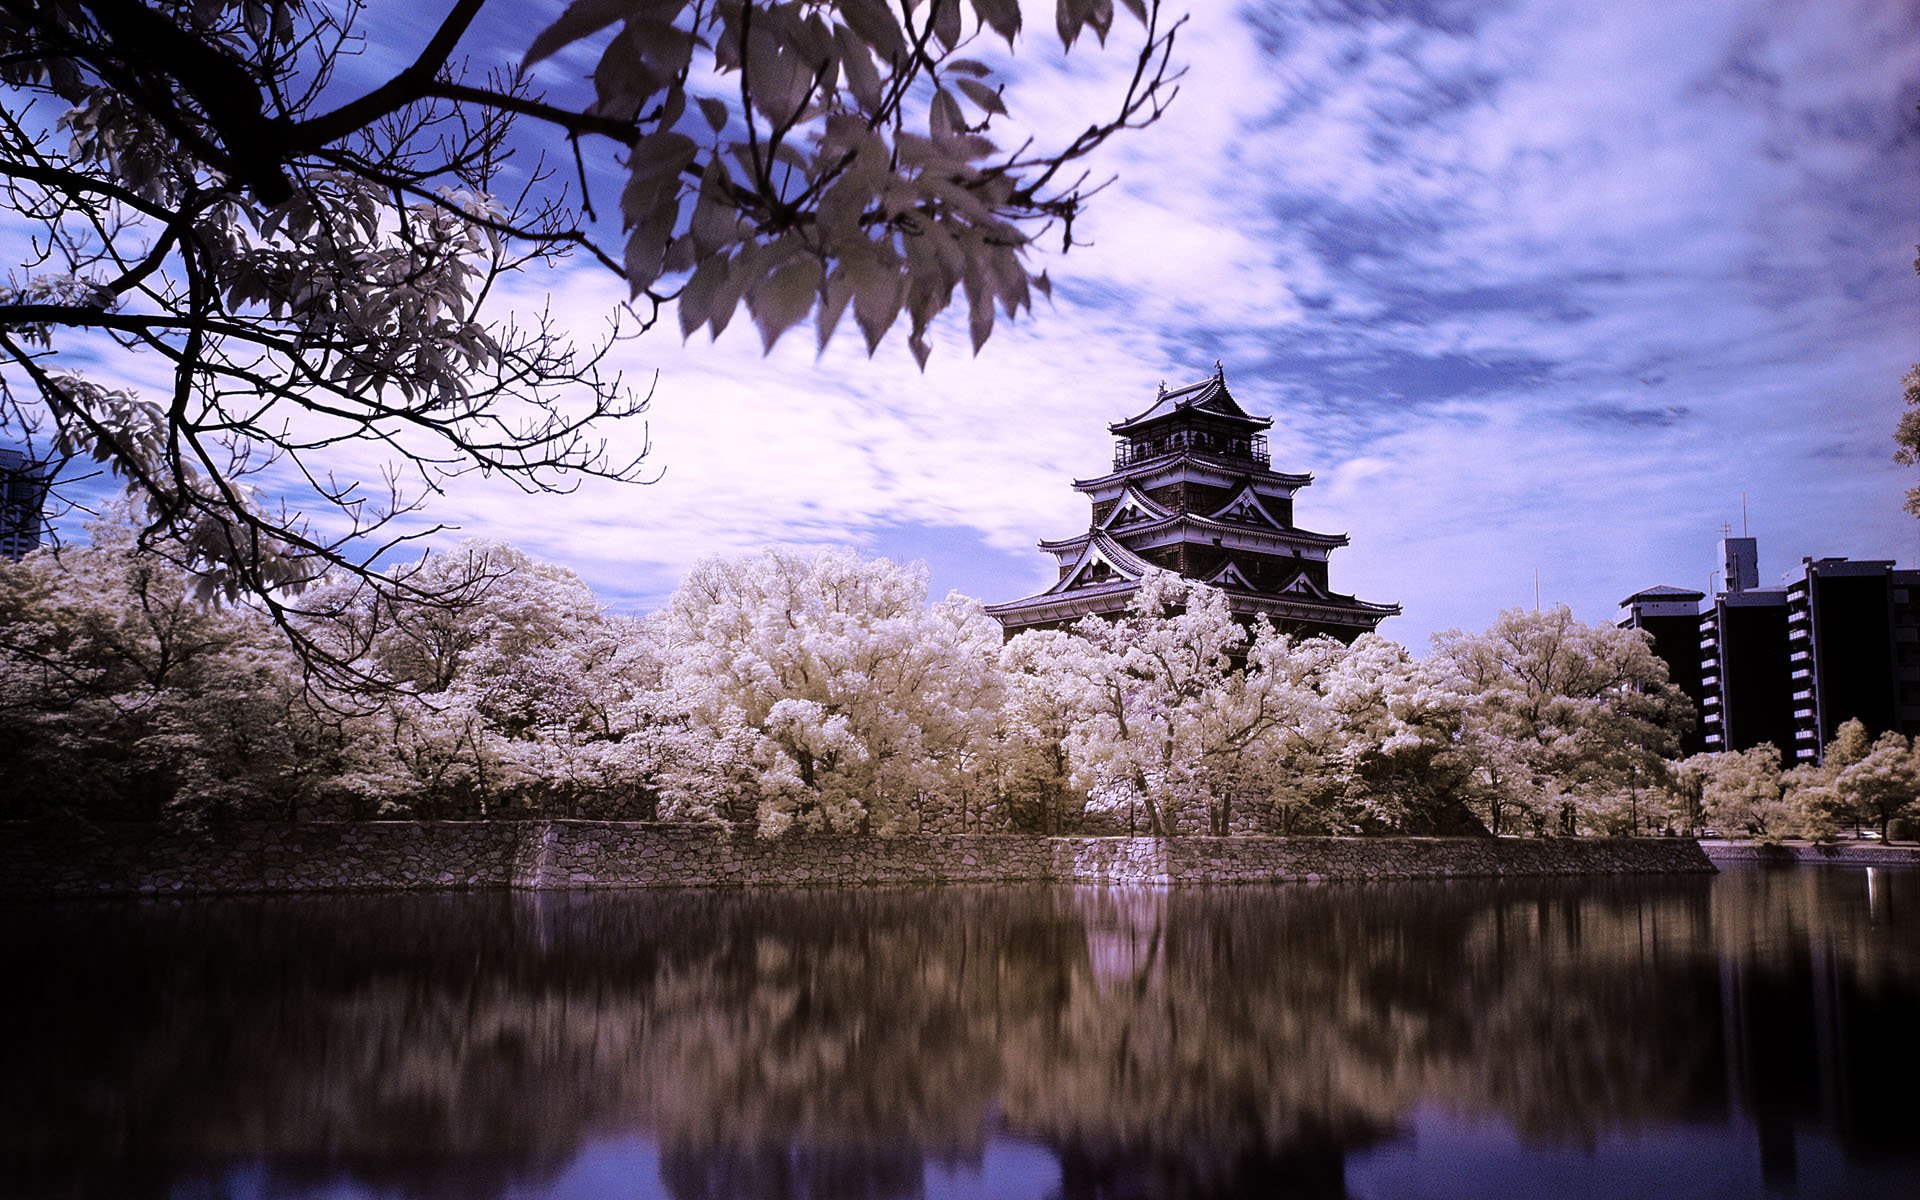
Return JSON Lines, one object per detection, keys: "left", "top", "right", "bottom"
{"left": 986, "top": 365, "right": 1399, "bottom": 641}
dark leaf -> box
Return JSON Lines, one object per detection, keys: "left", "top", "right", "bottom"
{"left": 817, "top": 262, "right": 856, "bottom": 350}
{"left": 850, "top": 252, "right": 907, "bottom": 354}
{"left": 838, "top": 0, "right": 908, "bottom": 62}
{"left": 932, "top": 0, "right": 963, "bottom": 51}
{"left": 749, "top": 255, "right": 824, "bottom": 352}
{"left": 955, "top": 78, "right": 1005, "bottom": 116}
{"left": 968, "top": 0, "right": 1021, "bottom": 42}
{"left": 678, "top": 253, "right": 730, "bottom": 338}
{"left": 526, "top": 0, "right": 632, "bottom": 67}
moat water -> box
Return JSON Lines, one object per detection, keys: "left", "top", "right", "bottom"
{"left": 3, "top": 868, "right": 1918, "bottom": 1199}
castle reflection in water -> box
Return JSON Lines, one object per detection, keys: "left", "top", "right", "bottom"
{"left": 2, "top": 869, "right": 1916, "bottom": 1200}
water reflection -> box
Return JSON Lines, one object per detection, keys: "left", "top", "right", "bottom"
{"left": 2, "top": 870, "right": 1917, "bottom": 1200}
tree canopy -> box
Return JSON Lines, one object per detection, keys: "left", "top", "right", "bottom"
{"left": 1895, "top": 245, "right": 1920, "bottom": 514}
{"left": 0, "top": 517, "right": 1741, "bottom": 839}
{"left": 1432, "top": 605, "right": 1689, "bottom": 836}
{"left": 0, "top": 0, "right": 1179, "bottom": 663}
{"left": 11, "top": 505, "right": 1912, "bottom": 842}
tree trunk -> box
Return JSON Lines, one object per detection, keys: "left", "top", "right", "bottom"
{"left": 1134, "top": 771, "right": 1168, "bottom": 837}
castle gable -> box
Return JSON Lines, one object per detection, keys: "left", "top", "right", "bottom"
{"left": 1206, "top": 482, "right": 1289, "bottom": 530}
{"left": 1097, "top": 485, "right": 1171, "bottom": 532}
{"left": 1051, "top": 533, "right": 1155, "bottom": 595}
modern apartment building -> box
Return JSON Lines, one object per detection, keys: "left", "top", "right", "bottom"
{"left": 1699, "top": 585, "right": 1795, "bottom": 759}
{"left": 1625, "top": 538, "right": 1920, "bottom": 763}
{"left": 1782, "top": 558, "right": 1919, "bottom": 763}
{"left": 1618, "top": 585, "right": 1708, "bottom": 755}
{"left": 0, "top": 447, "right": 48, "bottom": 560}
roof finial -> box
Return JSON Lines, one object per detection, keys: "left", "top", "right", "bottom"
{"left": 1213, "top": 359, "right": 1225, "bottom": 380}
{"left": 1157, "top": 379, "right": 1166, "bottom": 397}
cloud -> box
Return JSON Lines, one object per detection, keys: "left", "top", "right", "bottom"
{"left": 277, "top": 0, "right": 1920, "bottom": 650}
{"left": 18, "top": 0, "right": 1919, "bottom": 656}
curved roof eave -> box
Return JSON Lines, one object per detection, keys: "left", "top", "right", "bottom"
{"left": 1072, "top": 459, "right": 1313, "bottom": 492}
{"left": 1038, "top": 530, "right": 1164, "bottom": 597}
{"left": 1108, "top": 371, "right": 1274, "bottom": 434}
{"left": 1121, "top": 512, "right": 1349, "bottom": 548}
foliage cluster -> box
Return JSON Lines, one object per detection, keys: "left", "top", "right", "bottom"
{"left": 0, "top": 0, "right": 1175, "bottom": 675}
{"left": 1678, "top": 718, "right": 1920, "bottom": 843}
{"left": 2, "top": 523, "right": 1839, "bottom": 841}
{"left": 1894, "top": 244, "right": 1920, "bottom": 514}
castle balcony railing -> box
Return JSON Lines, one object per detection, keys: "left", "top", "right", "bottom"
{"left": 1114, "top": 431, "right": 1268, "bottom": 471}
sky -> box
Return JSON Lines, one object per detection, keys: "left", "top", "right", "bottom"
{"left": 29, "top": 0, "right": 1920, "bottom": 652}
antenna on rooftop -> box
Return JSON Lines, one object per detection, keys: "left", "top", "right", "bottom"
{"left": 1741, "top": 493, "right": 1749, "bottom": 538}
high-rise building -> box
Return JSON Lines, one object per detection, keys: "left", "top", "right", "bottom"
{"left": 1892, "top": 571, "right": 1920, "bottom": 736}
{"left": 1783, "top": 558, "right": 1908, "bottom": 763}
{"left": 1701, "top": 586, "right": 1795, "bottom": 758}
{"left": 987, "top": 365, "right": 1398, "bottom": 640}
{"left": 0, "top": 447, "right": 48, "bottom": 561}
{"left": 1627, "top": 539, "right": 1920, "bottom": 764}
{"left": 1618, "top": 585, "right": 1708, "bottom": 755}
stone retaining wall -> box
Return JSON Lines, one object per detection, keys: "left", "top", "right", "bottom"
{"left": 1701, "top": 840, "right": 1920, "bottom": 867}
{"left": 0, "top": 821, "right": 1716, "bottom": 897}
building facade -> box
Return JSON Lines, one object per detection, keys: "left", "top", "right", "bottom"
{"left": 1618, "top": 585, "right": 1708, "bottom": 755}
{"left": 1625, "top": 538, "right": 1920, "bottom": 764}
{"left": 986, "top": 366, "right": 1398, "bottom": 640}
{"left": 1701, "top": 586, "right": 1795, "bottom": 759}
{"left": 1782, "top": 557, "right": 1920, "bottom": 763}
{"left": 0, "top": 447, "right": 48, "bottom": 561}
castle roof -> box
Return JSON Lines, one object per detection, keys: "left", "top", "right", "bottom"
{"left": 1072, "top": 459, "right": 1313, "bottom": 493}
{"left": 990, "top": 363, "right": 1397, "bottom": 640}
{"left": 1037, "top": 514, "right": 1348, "bottom": 556}
{"left": 1109, "top": 364, "right": 1273, "bottom": 435}
{"left": 983, "top": 566, "right": 1400, "bottom": 631}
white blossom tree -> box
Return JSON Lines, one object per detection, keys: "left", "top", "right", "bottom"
{"left": 1432, "top": 606, "right": 1689, "bottom": 836}
{"left": 655, "top": 546, "right": 1004, "bottom": 835}
{"left": 292, "top": 540, "right": 611, "bottom": 815}
{"left": 1056, "top": 572, "right": 1246, "bottom": 836}
{"left": 993, "top": 628, "right": 1095, "bottom": 833}
{"left": 1774, "top": 719, "right": 1871, "bottom": 841}
{"left": 1684, "top": 744, "right": 1793, "bottom": 842}
{"left": 1835, "top": 730, "right": 1920, "bottom": 841}
{"left": 1779, "top": 760, "right": 1844, "bottom": 842}
{"left": 1019, "top": 578, "right": 1481, "bottom": 838}
{"left": 0, "top": 506, "right": 321, "bottom": 823}
{"left": 1054, "top": 573, "right": 1377, "bottom": 837}
{"left": 1297, "top": 633, "right": 1479, "bottom": 834}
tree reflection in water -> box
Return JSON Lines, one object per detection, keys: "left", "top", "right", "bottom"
{"left": 1, "top": 870, "right": 1917, "bottom": 1200}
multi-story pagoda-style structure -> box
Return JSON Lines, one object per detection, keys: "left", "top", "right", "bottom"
{"left": 987, "top": 365, "right": 1399, "bottom": 641}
